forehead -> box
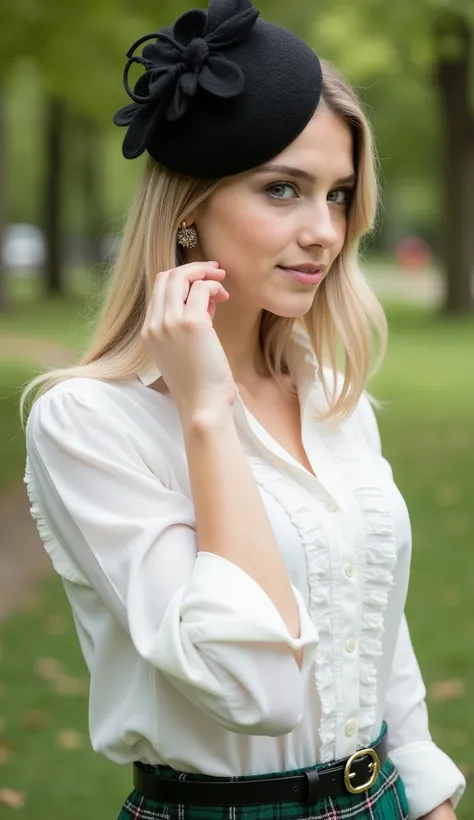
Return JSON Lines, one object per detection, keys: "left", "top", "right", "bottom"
{"left": 266, "top": 105, "right": 354, "bottom": 176}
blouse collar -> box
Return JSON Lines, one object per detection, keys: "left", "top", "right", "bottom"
{"left": 136, "top": 324, "right": 319, "bottom": 391}
{"left": 136, "top": 326, "right": 339, "bottom": 496}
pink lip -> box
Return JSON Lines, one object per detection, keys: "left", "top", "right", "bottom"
{"left": 278, "top": 266, "right": 323, "bottom": 285}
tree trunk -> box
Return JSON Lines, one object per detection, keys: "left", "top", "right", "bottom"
{"left": 0, "top": 83, "right": 9, "bottom": 312}
{"left": 434, "top": 14, "right": 474, "bottom": 314}
{"left": 81, "top": 116, "right": 106, "bottom": 273}
{"left": 43, "top": 97, "right": 65, "bottom": 296}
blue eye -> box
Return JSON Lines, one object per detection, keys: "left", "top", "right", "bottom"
{"left": 265, "top": 181, "right": 298, "bottom": 200}
{"left": 328, "top": 188, "right": 353, "bottom": 206}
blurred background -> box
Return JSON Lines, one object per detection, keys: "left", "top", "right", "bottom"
{"left": 0, "top": 0, "right": 473, "bottom": 816}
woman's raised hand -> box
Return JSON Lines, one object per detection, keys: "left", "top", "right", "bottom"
{"left": 141, "top": 262, "right": 236, "bottom": 420}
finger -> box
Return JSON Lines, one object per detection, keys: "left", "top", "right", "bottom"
{"left": 144, "top": 271, "right": 169, "bottom": 335}
{"left": 144, "top": 263, "right": 226, "bottom": 334}
{"left": 166, "top": 264, "right": 226, "bottom": 318}
{"left": 173, "top": 261, "right": 226, "bottom": 290}
{"left": 178, "top": 261, "right": 221, "bottom": 272}
{"left": 207, "top": 297, "right": 217, "bottom": 322}
{"left": 206, "top": 287, "right": 229, "bottom": 320}
{"left": 183, "top": 280, "right": 229, "bottom": 319}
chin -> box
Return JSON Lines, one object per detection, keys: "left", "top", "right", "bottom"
{"left": 261, "top": 293, "right": 316, "bottom": 319}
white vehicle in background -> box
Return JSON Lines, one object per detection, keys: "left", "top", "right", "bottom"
{"left": 2, "top": 224, "right": 46, "bottom": 274}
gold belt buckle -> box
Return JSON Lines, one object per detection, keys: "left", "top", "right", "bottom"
{"left": 344, "top": 748, "right": 380, "bottom": 795}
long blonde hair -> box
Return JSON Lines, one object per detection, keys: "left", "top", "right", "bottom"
{"left": 20, "top": 59, "right": 386, "bottom": 426}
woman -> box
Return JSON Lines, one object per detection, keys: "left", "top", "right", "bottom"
{"left": 21, "top": 0, "right": 465, "bottom": 818}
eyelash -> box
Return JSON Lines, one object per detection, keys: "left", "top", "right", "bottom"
{"left": 264, "top": 181, "right": 299, "bottom": 200}
{"left": 264, "top": 180, "right": 353, "bottom": 206}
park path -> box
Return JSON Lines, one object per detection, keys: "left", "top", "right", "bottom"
{"left": 0, "top": 333, "right": 75, "bottom": 369}
{"left": 0, "top": 334, "right": 75, "bottom": 620}
{"left": 0, "top": 483, "right": 52, "bottom": 619}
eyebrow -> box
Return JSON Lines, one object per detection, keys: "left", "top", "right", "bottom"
{"left": 256, "top": 164, "right": 357, "bottom": 186}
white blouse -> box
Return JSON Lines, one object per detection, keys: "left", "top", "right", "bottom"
{"left": 24, "top": 327, "right": 464, "bottom": 820}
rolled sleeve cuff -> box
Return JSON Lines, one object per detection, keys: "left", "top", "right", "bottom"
{"left": 187, "top": 552, "right": 319, "bottom": 655}
{"left": 390, "top": 740, "right": 466, "bottom": 819}
{"left": 143, "top": 551, "right": 319, "bottom": 734}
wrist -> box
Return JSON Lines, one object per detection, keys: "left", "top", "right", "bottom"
{"left": 420, "top": 800, "right": 456, "bottom": 819}
{"left": 180, "top": 402, "right": 235, "bottom": 435}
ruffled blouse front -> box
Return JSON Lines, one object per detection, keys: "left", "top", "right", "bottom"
{"left": 24, "top": 329, "right": 465, "bottom": 819}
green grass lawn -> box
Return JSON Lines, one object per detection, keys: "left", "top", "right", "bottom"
{"left": 0, "top": 268, "right": 102, "bottom": 349}
{"left": 373, "top": 303, "right": 474, "bottom": 814}
{"left": 0, "top": 361, "right": 37, "bottom": 492}
{"left": 0, "top": 284, "right": 473, "bottom": 817}
{"left": 0, "top": 272, "right": 101, "bottom": 491}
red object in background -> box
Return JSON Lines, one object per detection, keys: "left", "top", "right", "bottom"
{"left": 395, "top": 237, "right": 432, "bottom": 272}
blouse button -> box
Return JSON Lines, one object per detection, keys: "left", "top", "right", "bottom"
{"left": 344, "top": 563, "right": 355, "bottom": 579}
{"left": 345, "top": 639, "right": 357, "bottom": 654}
{"left": 345, "top": 719, "right": 358, "bottom": 737}
{"left": 324, "top": 498, "right": 338, "bottom": 513}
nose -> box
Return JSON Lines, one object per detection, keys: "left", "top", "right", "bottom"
{"left": 297, "top": 201, "right": 339, "bottom": 250}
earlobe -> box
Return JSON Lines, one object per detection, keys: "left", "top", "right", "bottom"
{"left": 183, "top": 206, "right": 199, "bottom": 227}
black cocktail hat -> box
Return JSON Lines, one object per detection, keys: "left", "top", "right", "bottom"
{"left": 113, "top": 0, "right": 322, "bottom": 178}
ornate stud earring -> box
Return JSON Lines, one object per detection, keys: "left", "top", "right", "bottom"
{"left": 177, "top": 221, "right": 198, "bottom": 249}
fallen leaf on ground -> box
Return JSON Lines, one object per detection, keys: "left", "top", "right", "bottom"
{"left": 0, "top": 789, "right": 25, "bottom": 809}
{"left": 44, "top": 614, "right": 66, "bottom": 635}
{"left": 442, "top": 587, "right": 461, "bottom": 606}
{"left": 23, "top": 710, "right": 48, "bottom": 731}
{"left": 34, "top": 656, "right": 65, "bottom": 682}
{"left": 33, "top": 658, "right": 87, "bottom": 695}
{"left": 0, "top": 741, "right": 13, "bottom": 765}
{"left": 56, "top": 729, "right": 83, "bottom": 750}
{"left": 429, "top": 679, "right": 465, "bottom": 702}
{"left": 53, "top": 675, "right": 88, "bottom": 696}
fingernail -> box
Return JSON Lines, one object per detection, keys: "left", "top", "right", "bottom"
{"left": 208, "top": 261, "right": 219, "bottom": 266}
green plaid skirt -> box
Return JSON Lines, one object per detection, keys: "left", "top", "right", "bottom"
{"left": 118, "top": 725, "right": 409, "bottom": 820}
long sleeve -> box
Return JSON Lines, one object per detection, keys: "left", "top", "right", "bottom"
{"left": 384, "top": 616, "right": 465, "bottom": 818}
{"left": 356, "top": 393, "right": 465, "bottom": 817}
{"left": 25, "top": 381, "right": 319, "bottom": 736}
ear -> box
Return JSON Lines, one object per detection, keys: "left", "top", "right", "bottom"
{"left": 183, "top": 203, "right": 203, "bottom": 227}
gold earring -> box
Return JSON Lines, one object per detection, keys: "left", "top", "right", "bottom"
{"left": 177, "top": 221, "right": 198, "bottom": 249}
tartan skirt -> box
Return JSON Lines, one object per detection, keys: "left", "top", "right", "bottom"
{"left": 118, "top": 725, "right": 409, "bottom": 820}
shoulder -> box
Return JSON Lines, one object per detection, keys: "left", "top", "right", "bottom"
{"left": 29, "top": 375, "right": 125, "bottom": 408}
{"left": 25, "top": 376, "right": 168, "bottom": 456}
{"left": 25, "top": 376, "right": 176, "bottom": 490}
{"left": 30, "top": 375, "right": 132, "bottom": 406}
{"left": 26, "top": 377, "right": 127, "bottom": 436}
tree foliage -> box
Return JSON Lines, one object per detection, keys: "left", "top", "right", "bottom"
{"left": 260, "top": 0, "right": 474, "bottom": 311}
{"left": 1, "top": 0, "right": 473, "bottom": 310}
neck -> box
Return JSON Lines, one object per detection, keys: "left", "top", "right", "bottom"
{"left": 212, "top": 304, "right": 269, "bottom": 386}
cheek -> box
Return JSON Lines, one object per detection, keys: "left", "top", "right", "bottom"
{"left": 241, "top": 213, "right": 285, "bottom": 255}
{"left": 209, "top": 196, "right": 284, "bottom": 259}
{"left": 333, "top": 213, "right": 348, "bottom": 254}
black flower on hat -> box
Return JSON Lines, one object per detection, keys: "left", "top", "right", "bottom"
{"left": 113, "top": 0, "right": 259, "bottom": 159}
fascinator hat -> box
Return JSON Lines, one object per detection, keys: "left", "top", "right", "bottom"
{"left": 113, "top": 0, "right": 323, "bottom": 178}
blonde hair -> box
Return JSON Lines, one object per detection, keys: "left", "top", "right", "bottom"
{"left": 20, "top": 59, "right": 386, "bottom": 426}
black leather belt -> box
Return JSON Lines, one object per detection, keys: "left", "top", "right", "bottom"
{"left": 133, "top": 733, "right": 388, "bottom": 806}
